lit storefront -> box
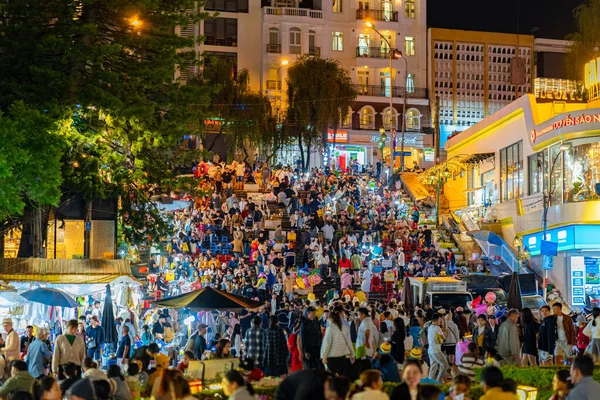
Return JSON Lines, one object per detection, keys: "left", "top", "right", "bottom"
{"left": 442, "top": 89, "right": 600, "bottom": 304}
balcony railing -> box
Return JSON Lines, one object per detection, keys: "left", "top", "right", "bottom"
{"left": 204, "top": 36, "right": 237, "bottom": 47}
{"left": 353, "top": 84, "right": 428, "bottom": 98}
{"left": 356, "top": 46, "right": 390, "bottom": 59}
{"left": 359, "top": 122, "right": 376, "bottom": 130}
{"left": 267, "top": 43, "right": 282, "bottom": 53}
{"left": 263, "top": 7, "right": 323, "bottom": 18}
{"left": 308, "top": 46, "right": 321, "bottom": 56}
{"left": 266, "top": 80, "right": 282, "bottom": 90}
{"left": 356, "top": 9, "right": 398, "bottom": 22}
{"left": 289, "top": 45, "right": 302, "bottom": 54}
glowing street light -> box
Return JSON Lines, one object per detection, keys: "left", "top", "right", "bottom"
{"left": 281, "top": 59, "right": 289, "bottom": 66}
{"left": 130, "top": 17, "right": 142, "bottom": 29}
{"left": 365, "top": 20, "right": 373, "bottom": 28}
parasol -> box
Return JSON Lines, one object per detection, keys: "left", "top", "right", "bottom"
{"left": 152, "top": 286, "right": 262, "bottom": 310}
{"left": 506, "top": 271, "right": 523, "bottom": 311}
{"left": 21, "top": 287, "right": 78, "bottom": 308}
{"left": 101, "top": 284, "right": 118, "bottom": 344}
{"left": 401, "top": 277, "right": 414, "bottom": 311}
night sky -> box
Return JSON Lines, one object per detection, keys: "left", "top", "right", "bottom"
{"left": 427, "top": 0, "right": 584, "bottom": 40}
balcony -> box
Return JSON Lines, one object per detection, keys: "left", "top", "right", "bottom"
{"left": 266, "top": 80, "right": 282, "bottom": 90}
{"left": 289, "top": 45, "right": 302, "bottom": 54}
{"left": 308, "top": 46, "right": 321, "bottom": 56}
{"left": 263, "top": 7, "right": 323, "bottom": 19}
{"left": 267, "top": 43, "right": 282, "bottom": 53}
{"left": 356, "top": 9, "right": 398, "bottom": 22}
{"left": 356, "top": 47, "right": 390, "bottom": 59}
{"left": 204, "top": 36, "right": 237, "bottom": 47}
{"left": 353, "top": 85, "right": 428, "bottom": 98}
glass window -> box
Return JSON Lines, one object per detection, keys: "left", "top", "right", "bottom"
{"left": 269, "top": 28, "right": 280, "bottom": 44}
{"left": 404, "top": 36, "right": 415, "bottom": 56}
{"left": 203, "top": 18, "right": 238, "bottom": 46}
{"left": 500, "top": 141, "right": 523, "bottom": 202}
{"left": 333, "top": 0, "right": 342, "bottom": 13}
{"left": 406, "top": 109, "right": 420, "bottom": 130}
{"left": 359, "top": 107, "right": 375, "bottom": 129}
{"left": 406, "top": 73, "right": 415, "bottom": 93}
{"left": 332, "top": 32, "right": 343, "bottom": 51}
{"left": 405, "top": 0, "right": 415, "bottom": 18}
{"left": 563, "top": 138, "right": 600, "bottom": 202}
{"left": 289, "top": 28, "right": 301, "bottom": 54}
{"left": 383, "top": 108, "right": 397, "bottom": 130}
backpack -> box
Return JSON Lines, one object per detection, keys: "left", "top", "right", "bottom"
{"left": 254, "top": 210, "right": 263, "bottom": 222}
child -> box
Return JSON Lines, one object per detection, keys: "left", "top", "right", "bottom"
{"left": 239, "top": 358, "right": 265, "bottom": 383}
{"left": 177, "top": 351, "right": 195, "bottom": 372}
{"left": 451, "top": 374, "right": 471, "bottom": 400}
{"left": 125, "top": 362, "right": 141, "bottom": 399}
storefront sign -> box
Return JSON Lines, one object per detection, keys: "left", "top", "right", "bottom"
{"left": 570, "top": 256, "right": 600, "bottom": 306}
{"left": 529, "top": 111, "right": 600, "bottom": 145}
{"left": 370, "top": 135, "right": 419, "bottom": 145}
{"left": 327, "top": 130, "right": 348, "bottom": 143}
{"left": 523, "top": 224, "right": 600, "bottom": 256}
{"left": 424, "top": 149, "right": 435, "bottom": 162}
{"left": 585, "top": 57, "right": 600, "bottom": 89}
{"left": 204, "top": 119, "right": 223, "bottom": 125}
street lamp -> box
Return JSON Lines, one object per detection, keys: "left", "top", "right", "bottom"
{"left": 365, "top": 21, "right": 396, "bottom": 171}
{"left": 541, "top": 141, "right": 571, "bottom": 298}
{"left": 513, "top": 236, "right": 523, "bottom": 272}
{"left": 129, "top": 16, "right": 142, "bottom": 29}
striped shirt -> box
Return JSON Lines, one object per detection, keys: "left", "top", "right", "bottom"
{"left": 458, "top": 353, "right": 484, "bottom": 381}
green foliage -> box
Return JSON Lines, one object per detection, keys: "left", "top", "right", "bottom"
{"left": 0, "top": 0, "right": 210, "bottom": 247}
{"left": 0, "top": 102, "right": 68, "bottom": 220}
{"left": 195, "top": 57, "right": 279, "bottom": 162}
{"left": 565, "top": 0, "right": 600, "bottom": 80}
{"left": 285, "top": 56, "right": 356, "bottom": 169}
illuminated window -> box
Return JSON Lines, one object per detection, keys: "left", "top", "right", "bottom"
{"left": 289, "top": 27, "right": 301, "bottom": 54}
{"left": 383, "top": 108, "right": 398, "bottom": 129}
{"left": 406, "top": 108, "right": 421, "bottom": 130}
{"left": 332, "top": 31, "right": 343, "bottom": 51}
{"left": 333, "top": 0, "right": 342, "bottom": 13}
{"left": 341, "top": 107, "right": 352, "bottom": 128}
{"left": 359, "top": 107, "right": 375, "bottom": 129}
{"left": 500, "top": 141, "right": 523, "bottom": 202}
{"left": 404, "top": 36, "right": 415, "bottom": 56}
{"left": 405, "top": 0, "right": 415, "bottom": 18}
{"left": 406, "top": 73, "right": 415, "bottom": 93}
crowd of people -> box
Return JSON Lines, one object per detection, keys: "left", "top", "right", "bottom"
{"left": 0, "top": 160, "right": 599, "bottom": 400}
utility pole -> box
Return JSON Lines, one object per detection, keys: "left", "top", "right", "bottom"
{"left": 434, "top": 95, "right": 441, "bottom": 164}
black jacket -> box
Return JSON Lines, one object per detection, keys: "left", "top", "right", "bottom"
{"left": 471, "top": 325, "right": 497, "bottom": 354}
{"left": 390, "top": 383, "right": 421, "bottom": 400}
{"left": 300, "top": 318, "right": 322, "bottom": 351}
{"left": 538, "top": 315, "right": 557, "bottom": 352}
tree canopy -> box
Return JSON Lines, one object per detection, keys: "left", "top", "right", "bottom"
{"left": 566, "top": 0, "right": 600, "bottom": 80}
{"left": 285, "top": 56, "right": 356, "bottom": 170}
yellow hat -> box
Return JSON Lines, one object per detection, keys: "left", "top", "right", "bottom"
{"left": 379, "top": 342, "right": 392, "bottom": 354}
{"left": 409, "top": 348, "right": 423, "bottom": 360}
{"left": 307, "top": 293, "right": 316, "bottom": 302}
{"left": 155, "top": 354, "right": 170, "bottom": 368}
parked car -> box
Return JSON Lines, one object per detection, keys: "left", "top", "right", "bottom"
{"left": 523, "top": 295, "right": 548, "bottom": 321}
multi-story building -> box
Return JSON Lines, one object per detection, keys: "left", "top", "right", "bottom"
{"left": 427, "top": 28, "right": 535, "bottom": 152}
{"left": 178, "top": 0, "right": 432, "bottom": 169}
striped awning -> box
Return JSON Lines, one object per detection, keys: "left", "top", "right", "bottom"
{"left": 0, "top": 258, "right": 133, "bottom": 284}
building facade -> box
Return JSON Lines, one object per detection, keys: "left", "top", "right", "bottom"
{"left": 178, "top": 0, "right": 431, "bottom": 169}
{"left": 442, "top": 92, "right": 600, "bottom": 308}
{"left": 427, "top": 28, "right": 535, "bottom": 152}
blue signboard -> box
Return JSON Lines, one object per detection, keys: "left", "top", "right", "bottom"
{"left": 573, "top": 278, "right": 584, "bottom": 287}
{"left": 541, "top": 240, "right": 558, "bottom": 256}
{"left": 523, "top": 224, "right": 600, "bottom": 256}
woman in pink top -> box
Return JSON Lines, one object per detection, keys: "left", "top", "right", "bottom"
{"left": 341, "top": 271, "right": 353, "bottom": 290}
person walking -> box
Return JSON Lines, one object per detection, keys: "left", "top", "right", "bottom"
{"left": 300, "top": 307, "right": 322, "bottom": 370}
{"left": 552, "top": 302, "right": 577, "bottom": 365}
{"left": 472, "top": 314, "right": 496, "bottom": 357}
{"left": 520, "top": 308, "right": 540, "bottom": 366}
{"left": 287, "top": 320, "right": 302, "bottom": 373}
{"left": 538, "top": 305, "right": 557, "bottom": 365}
{"left": 26, "top": 328, "right": 52, "bottom": 379}
{"left": 321, "top": 306, "right": 354, "bottom": 376}
{"left": 263, "top": 316, "right": 288, "bottom": 378}
{"left": 497, "top": 309, "right": 520, "bottom": 366}
{"left": 85, "top": 316, "right": 104, "bottom": 364}
{"left": 389, "top": 318, "right": 406, "bottom": 365}
{"left": 243, "top": 317, "right": 265, "bottom": 370}
{"left": 52, "top": 319, "right": 86, "bottom": 379}
{"left": 582, "top": 307, "right": 600, "bottom": 363}
{"left": 356, "top": 308, "right": 377, "bottom": 366}
{"left": 427, "top": 313, "right": 449, "bottom": 383}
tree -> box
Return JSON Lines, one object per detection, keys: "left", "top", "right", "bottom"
{"left": 0, "top": 0, "right": 210, "bottom": 253}
{"left": 197, "top": 57, "right": 280, "bottom": 163}
{"left": 285, "top": 56, "right": 356, "bottom": 170}
{"left": 566, "top": 0, "right": 600, "bottom": 80}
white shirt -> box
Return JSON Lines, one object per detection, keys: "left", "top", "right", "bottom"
{"left": 557, "top": 315, "right": 567, "bottom": 341}
{"left": 427, "top": 324, "right": 444, "bottom": 353}
{"left": 322, "top": 224, "right": 335, "bottom": 241}
{"left": 356, "top": 317, "right": 377, "bottom": 357}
